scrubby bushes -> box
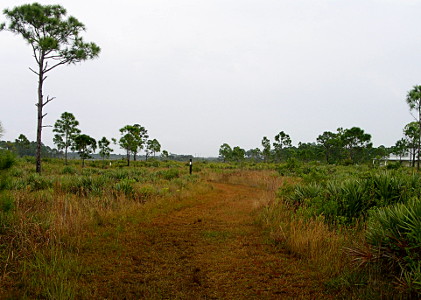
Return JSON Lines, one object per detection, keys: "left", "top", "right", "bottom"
{"left": 365, "top": 199, "right": 421, "bottom": 292}
{"left": 274, "top": 165, "right": 421, "bottom": 295}
{"left": 280, "top": 170, "right": 421, "bottom": 225}
{"left": 0, "top": 150, "right": 15, "bottom": 171}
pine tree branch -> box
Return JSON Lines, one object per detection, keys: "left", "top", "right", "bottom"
{"left": 42, "top": 96, "right": 56, "bottom": 108}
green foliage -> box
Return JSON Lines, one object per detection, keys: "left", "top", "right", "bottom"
{"left": 341, "top": 127, "right": 372, "bottom": 163}
{"left": 0, "top": 193, "right": 14, "bottom": 213}
{"left": 273, "top": 131, "right": 292, "bottom": 162}
{"left": 157, "top": 169, "right": 180, "bottom": 180}
{"left": 62, "top": 166, "right": 77, "bottom": 175}
{"left": 0, "top": 151, "right": 16, "bottom": 191}
{"left": 1, "top": 3, "right": 100, "bottom": 63}
{"left": 0, "top": 150, "right": 15, "bottom": 171}
{"left": 0, "top": 200, "right": 14, "bottom": 234}
{"left": 145, "top": 138, "right": 161, "bottom": 160}
{"left": 279, "top": 169, "right": 421, "bottom": 225}
{"left": 114, "top": 179, "right": 135, "bottom": 197}
{"left": 231, "top": 146, "right": 246, "bottom": 162}
{"left": 14, "top": 134, "right": 30, "bottom": 157}
{"left": 119, "top": 124, "right": 148, "bottom": 165}
{"left": 137, "top": 185, "right": 157, "bottom": 199}
{"left": 21, "top": 248, "right": 84, "bottom": 299}
{"left": 27, "top": 174, "right": 53, "bottom": 191}
{"left": 1, "top": 3, "right": 100, "bottom": 173}
{"left": 98, "top": 137, "right": 113, "bottom": 160}
{"left": 60, "top": 175, "right": 108, "bottom": 197}
{"left": 73, "top": 134, "right": 96, "bottom": 167}
{"left": 261, "top": 136, "right": 271, "bottom": 162}
{"left": 366, "top": 199, "right": 421, "bottom": 293}
{"left": 53, "top": 112, "right": 81, "bottom": 163}
{"left": 219, "top": 143, "right": 232, "bottom": 162}
{"left": 386, "top": 161, "right": 401, "bottom": 170}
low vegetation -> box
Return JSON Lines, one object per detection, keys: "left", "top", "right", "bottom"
{"left": 0, "top": 151, "right": 420, "bottom": 298}
{"left": 0, "top": 154, "right": 205, "bottom": 298}
{"left": 261, "top": 161, "right": 420, "bottom": 298}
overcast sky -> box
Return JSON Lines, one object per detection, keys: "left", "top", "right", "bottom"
{"left": 1, "top": 0, "right": 421, "bottom": 157}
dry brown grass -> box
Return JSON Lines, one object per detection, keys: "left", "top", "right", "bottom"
{"left": 1, "top": 166, "right": 336, "bottom": 298}
{"left": 0, "top": 164, "right": 213, "bottom": 298}
{"left": 206, "top": 169, "right": 284, "bottom": 191}
{"left": 207, "top": 170, "right": 351, "bottom": 279}
{"left": 4, "top": 164, "right": 378, "bottom": 298}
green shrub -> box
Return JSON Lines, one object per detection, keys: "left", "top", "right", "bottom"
{"left": 157, "top": 169, "right": 180, "bottom": 180}
{"left": 136, "top": 184, "right": 156, "bottom": 199}
{"left": 338, "top": 180, "right": 370, "bottom": 221}
{"left": 60, "top": 175, "right": 108, "bottom": 197}
{"left": 386, "top": 162, "right": 401, "bottom": 170}
{"left": 114, "top": 179, "right": 135, "bottom": 197}
{"left": 279, "top": 170, "right": 421, "bottom": 225}
{"left": 62, "top": 166, "right": 77, "bottom": 175}
{"left": 27, "top": 173, "right": 53, "bottom": 191}
{"left": 366, "top": 199, "right": 421, "bottom": 293}
{"left": 286, "top": 183, "right": 322, "bottom": 207}
{"left": 0, "top": 150, "right": 15, "bottom": 171}
{"left": 0, "top": 193, "right": 14, "bottom": 213}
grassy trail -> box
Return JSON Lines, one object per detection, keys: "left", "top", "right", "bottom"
{"left": 78, "top": 181, "right": 328, "bottom": 299}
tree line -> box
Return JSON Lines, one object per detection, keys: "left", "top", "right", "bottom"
{"left": 0, "top": 112, "right": 164, "bottom": 167}
{"left": 219, "top": 86, "right": 421, "bottom": 167}
{"left": 219, "top": 127, "right": 383, "bottom": 164}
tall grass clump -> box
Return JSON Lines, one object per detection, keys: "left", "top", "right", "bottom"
{"left": 20, "top": 247, "right": 84, "bottom": 299}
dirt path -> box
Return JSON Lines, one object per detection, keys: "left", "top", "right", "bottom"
{"left": 79, "top": 182, "right": 329, "bottom": 299}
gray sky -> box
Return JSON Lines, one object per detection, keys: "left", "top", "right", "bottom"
{"left": 1, "top": 0, "right": 421, "bottom": 157}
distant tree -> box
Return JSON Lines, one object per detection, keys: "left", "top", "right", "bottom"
{"left": 406, "top": 85, "right": 421, "bottom": 169}
{"left": 404, "top": 122, "right": 420, "bottom": 167}
{"left": 245, "top": 148, "right": 262, "bottom": 162}
{"left": 53, "top": 112, "right": 80, "bottom": 164}
{"left": 231, "top": 146, "right": 246, "bottom": 162}
{"left": 273, "top": 131, "right": 292, "bottom": 162}
{"left": 146, "top": 139, "right": 161, "bottom": 160}
{"left": 1, "top": 3, "right": 100, "bottom": 173}
{"left": 74, "top": 134, "right": 96, "bottom": 167}
{"left": 161, "top": 150, "right": 169, "bottom": 159}
{"left": 119, "top": 132, "right": 135, "bottom": 166}
{"left": 341, "top": 127, "right": 372, "bottom": 163}
{"left": 317, "top": 131, "right": 342, "bottom": 163}
{"left": 119, "top": 124, "right": 148, "bottom": 165}
{"left": 391, "top": 138, "right": 409, "bottom": 162}
{"left": 0, "top": 121, "right": 3, "bottom": 139}
{"left": 219, "top": 143, "right": 232, "bottom": 162}
{"left": 296, "top": 142, "right": 322, "bottom": 162}
{"left": 372, "top": 145, "right": 389, "bottom": 160}
{"left": 0, "top": 141, "right": 15, "bottom": 152}
{"left": 15, "top": 134, "right": 30, "bottom": 156}
{"left": 98, "top": 137, "right": 113, "bottom": 160}
{"left": 261, "top": 137, "right": 271, "bottom": 162}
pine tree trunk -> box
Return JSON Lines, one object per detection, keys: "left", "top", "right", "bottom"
{"left": 417, "top": 103, "right": 421, "bottom": 171}
{"left": 65, "top": 131, "right": 68, "bottom": 165}
{"left": 36, "top": 55, "right": 45, "bottom": 174}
